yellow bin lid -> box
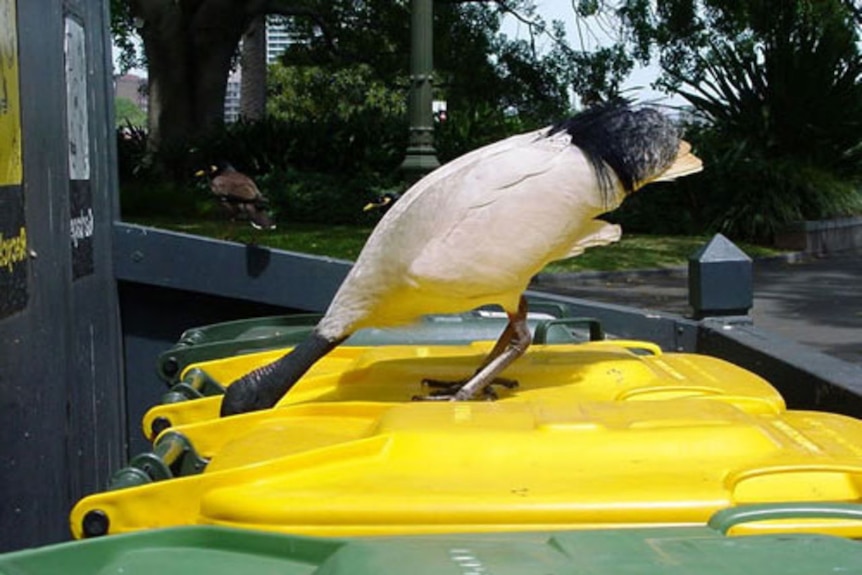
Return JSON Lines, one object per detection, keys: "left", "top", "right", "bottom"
{"left": 74, "top": 399, "right": 862, "bottom": 539}
{"left": 143, "top": 342, "right": 786, "bottom": 437}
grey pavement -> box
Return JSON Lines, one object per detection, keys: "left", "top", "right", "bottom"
{"left": 531, "top": 251, "right": 862, "bottom": 365}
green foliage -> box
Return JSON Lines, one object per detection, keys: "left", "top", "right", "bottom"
{"left": 114, "top": 97, "right": 146, "bottom": 128}
{"left": 433, "top": 103, "right": 531, "bottom": 163}
{"left": 109, "top": 0, "right": 141, "bottom": 73}
{"left": 115, "top": 123, "right": 149, "bottom": 182}
{"left": 438, "top": 4, "right": 573, "bottom": 123}
{"left": 117, "top": 113, "right": 407, "bottom": 224}
{"left": 256, "top": 167, "right": 392, "bottom": 225}
{"left": 264, "top": 62, "right": 408, "bottom": 179}
{"left": 267, "top": 63, "right": 406, "bottom": 123}
{"left": 273, "top": 1, "right": 578, "bottom": 123}
{"left": 615, "top": 0, "right": 862, "bottom": 241}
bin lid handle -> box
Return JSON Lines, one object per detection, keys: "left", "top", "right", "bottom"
{"left": 709, "top": 502, "right": 862, "bottom": 534}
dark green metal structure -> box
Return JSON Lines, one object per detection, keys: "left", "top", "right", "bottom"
{"left": 0, "top": 0, "right": 124, "bottom": 552}
{"left": 400, "top": 0, "right": 440, "bottom": 179}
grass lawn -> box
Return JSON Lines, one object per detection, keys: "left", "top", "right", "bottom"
{"left": 125, "top": 216, "right": 787, "bottom": 273}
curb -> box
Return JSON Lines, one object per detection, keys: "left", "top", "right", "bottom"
{"left": 533, "top": 250, "right": 811, "bottom": 285}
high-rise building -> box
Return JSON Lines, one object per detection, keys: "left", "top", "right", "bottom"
{"left": 224, "top": 17, "right": 297, "bottom": 122}
{"left": 224, "top": 70, "right": 242, "bottom": 123}
{"left": 266, "top": 17, "right": 292, "bottom": 64}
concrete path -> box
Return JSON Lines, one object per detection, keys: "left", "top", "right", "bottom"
{"left": 532, "top": 252, "right": 862, "bottom": 365}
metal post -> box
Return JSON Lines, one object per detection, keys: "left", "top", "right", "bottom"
{"left": 400, "top": 0, "right": 440, "bottom": 181}
{"left": 688, "top": 234, "right": 753, "bottom": 319}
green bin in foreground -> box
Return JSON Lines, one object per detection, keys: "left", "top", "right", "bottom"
{"left": 2, "top": 524, "right": 862, "bottom": 575}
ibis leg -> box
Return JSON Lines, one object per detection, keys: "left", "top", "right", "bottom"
{"left": 416, "top": 296, "right": 530, "bottom": 400}
{"left": 451, "top": 296, "right": 531, "bottom": 400}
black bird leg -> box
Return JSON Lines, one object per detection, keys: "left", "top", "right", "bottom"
{"left": 418, "top": 296, "right": 531, "bottom": 401}
{"left": 220, "top": 331, "right": 344, "bottom": 416}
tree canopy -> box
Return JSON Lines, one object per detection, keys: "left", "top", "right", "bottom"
{"left": 615, "top": 0, "right": 862, "bottom": 238}
{"left": 109, "top": 0, "right": 639, "bottom": 156}
{"left": 113, "top": 0, "right": 862, "bottom": 240}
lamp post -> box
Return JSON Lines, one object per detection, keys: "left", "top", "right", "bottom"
{"left": 400, "top": 0, "right": 440, "bottom": 182}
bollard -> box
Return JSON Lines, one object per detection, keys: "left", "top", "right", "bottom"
{"left": 688, "top": 234, "right": 753, "bottom": 319}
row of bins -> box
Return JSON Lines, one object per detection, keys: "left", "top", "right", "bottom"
{"left": 74, "top": 300, "right": 862, "bottom": 538}
{"left": 8, "top": 296, "right": 860, "bottom": 572}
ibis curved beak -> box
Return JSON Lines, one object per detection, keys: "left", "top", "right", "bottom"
{"left": 651, "top": 140, "right": 703, "bottom": 183}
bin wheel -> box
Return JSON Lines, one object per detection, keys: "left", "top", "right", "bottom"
{"left": 82, "top": 509, "right": 109, "bottom": 537}
{"left": 151, "top": 416, "right": 172, "bottom": 437}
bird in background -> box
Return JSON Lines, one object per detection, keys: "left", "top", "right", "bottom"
{"left": 195, "top": 162, "right": 276, "bottom": 231}
{"left": 220, "top": 100, "right": 703, "bottom": 416}
{"left": 363, "top": 191, "right": 401, "bottom": 214}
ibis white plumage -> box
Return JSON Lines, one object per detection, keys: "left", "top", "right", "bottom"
{"left": 220, "top": 101, "right": 703, "bottom": 416}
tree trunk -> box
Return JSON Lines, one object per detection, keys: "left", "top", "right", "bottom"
{"left": 240, "top": 15, "right": 267, "bottom": 120}
{"left": 130, "top": 0, "right": 319, "bottom": 169}
{"left": 133, "top": 0, "right": 249, "bottom": 166}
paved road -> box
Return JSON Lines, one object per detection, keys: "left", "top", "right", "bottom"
{"left": 531, "top": 252, "right": 862, "bottom": 365}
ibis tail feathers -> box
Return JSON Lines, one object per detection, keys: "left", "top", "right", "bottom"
{"left": 563, "top": 220, "right": 622, "bottom": 259}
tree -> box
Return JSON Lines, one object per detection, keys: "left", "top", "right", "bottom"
{"left": 269, "top": 1, "right": 598, "bottom": 159}
{"left": 110, "top": 0, "right": 330, "bottom": 157}
{"left": 240, "top": 14, "right": 267, "bottom": 120}
{"left": 114, "top": 97, "right": 147, "bottom": 128}
{"left": 110, "top": 0, "right": 641, "bottom": 162}
{"left": 614, "top": 0, "right": 862, "bottom": 239}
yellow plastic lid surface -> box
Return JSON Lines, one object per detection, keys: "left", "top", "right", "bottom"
{"left": 75, "top": 400, "right": 862, "bottom": 539}
{"left": 143, "top": 343, "right": 785, "bottom": 437}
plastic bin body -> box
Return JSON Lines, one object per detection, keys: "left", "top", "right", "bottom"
{"left": 6, "top": 524, "right": 862, "bottom": 575}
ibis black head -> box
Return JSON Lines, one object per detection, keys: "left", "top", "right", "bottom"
{"left": 550, "top": 100, "right": 681, "bottom": 202}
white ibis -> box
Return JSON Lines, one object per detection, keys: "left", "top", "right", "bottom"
{"left": 221, "top": 101, "right": 702, "bottom": 416}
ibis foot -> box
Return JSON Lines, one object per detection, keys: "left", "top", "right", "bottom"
{"left": 412, "top": 377, "right": 519, "bottom": 401}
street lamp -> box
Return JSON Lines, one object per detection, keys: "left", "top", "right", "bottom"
{"left": 400, "top": 0, "right": 440, "bottom": 181}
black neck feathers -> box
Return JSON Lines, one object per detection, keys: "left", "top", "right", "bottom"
{"left": 549, "top": 101, "right": 680, "bottom": 205}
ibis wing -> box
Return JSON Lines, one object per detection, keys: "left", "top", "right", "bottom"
{"left": 560, "top": 220, "right": 622, "bottom": 259}
{"left": 404, "top": 139, "right": 613, "bottom": 301}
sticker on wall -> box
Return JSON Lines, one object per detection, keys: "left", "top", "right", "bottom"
{"left": 69, "top": 180, "right": 93, "bottom": 278}
{"left": 65, "top": 16, "right": 93, "bottom": 279}
{"left": 0, "top": 0, "right": 27, "bottom": 319}
{"left": 0, "top": 188, "right": 28, "bottom": 319}
{"left": 0, "top": 0, "right": 22, "bottom": 186}
{"left": 65, "top": 16, "right": 89, "bottom": 180}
